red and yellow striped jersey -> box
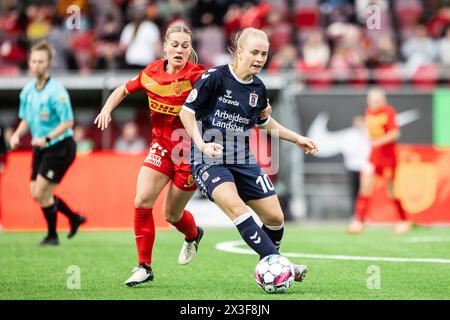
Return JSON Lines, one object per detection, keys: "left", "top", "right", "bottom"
{"left": 125, "top": 59, "right": 206, "bottom": 151}
{"left": 365, "top": 104, "right": 399, "bottom": 166}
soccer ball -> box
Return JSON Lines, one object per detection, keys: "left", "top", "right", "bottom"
{"left": 254, "top": 254, "right": 295, "bottom": 294}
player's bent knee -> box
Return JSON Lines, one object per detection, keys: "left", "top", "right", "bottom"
{"left": 163, "top": 209, "right": 182, "bottom": 224}
{"left": 134, "top": 194, "right": 155, "bottom": 209}
{"left": 224, "top": 205, "right": 249, "bottom": 221}
{"left": 269, "top": 216, "right": 284, "bottom": 227}
{"left": 266, "top": 215, "right": 284, "bottom": 227}
{"left": 31, "top": 189, "right": 46, "bottom": 203}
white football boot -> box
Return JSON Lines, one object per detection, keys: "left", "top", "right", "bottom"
{"left": 178, "top": 227, "right": 204, "bottom": 265}
{"left": 124, "top": 265, "right": 154, "bottom": 287}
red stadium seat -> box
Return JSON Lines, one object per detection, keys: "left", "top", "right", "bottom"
{"left": 395, "top": 0, "right": 423, "bottom": 27}
{"left": 0, "top": 64, "right": 20, "bottom": 76}
{"left": 299, "top": 68, "right": 333, "bottom": 90}
{"left": 349, "top": 67, "right": 369, "bottom": 88}
{"left": 411, "top": 64, "right": 439, "bottom": 90}
{"left": 374, "top": 65, "right": 403, "bottom": 90}
{"left": 294, "top": 8, "right": 320, "bottom": 28}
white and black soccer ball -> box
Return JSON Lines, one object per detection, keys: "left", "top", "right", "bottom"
{"left": 254, "top": 254, "right": 295, "bottom": 294}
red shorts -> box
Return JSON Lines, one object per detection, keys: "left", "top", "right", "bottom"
{"left": 373, "top": 164, "right": 396, "bottom": 180}
{"left": 142, "top": 141, "right": 196, "bottom": 191}
{"left": 363, "top": 158, "right": 397, "bottom": 180}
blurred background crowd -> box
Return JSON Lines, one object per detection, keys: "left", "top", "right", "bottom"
{"left": 1, "top": 0, "right": 450, "bottom": 153}
{"left": 0, "top": 0, "right": 450, "bottom": 80}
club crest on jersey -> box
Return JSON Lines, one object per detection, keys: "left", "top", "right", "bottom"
{"left": 171, "top": 79, "right": 183, "bottom": 96}
{"left": 186, "top": 89, "right": 198, "bottom": 103}
{"left": 249, "top": 93, "right": 258, "bottom": 107}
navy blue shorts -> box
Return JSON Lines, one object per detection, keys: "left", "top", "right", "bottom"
{"left": 191, "top": 163, "right": 276, "bottom": 203}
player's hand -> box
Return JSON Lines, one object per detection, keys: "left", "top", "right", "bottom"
{"left": 295, "top": 135, "right": 318, "bottom": 155}
{"left": 9, "top": 134, "right": 20, "bottom": 150}
{"left": 94, "top": 110, "right": 112, "bottom": 131}
{"left": 31, "top": 137, "right": 47, "bottom": 149}
{"left": 202, "top": 142, "right": 223, "bottom": 159}
{"left": 259, "top": 100, "right": 272, "bottom": 119}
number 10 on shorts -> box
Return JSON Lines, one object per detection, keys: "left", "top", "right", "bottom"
{"left": 256, "top": 174, "right": 274, "bottom": 193}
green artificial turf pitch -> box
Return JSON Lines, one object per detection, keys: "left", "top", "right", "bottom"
{"left": 1, "top": 225, "right": 449, "bottom": 300}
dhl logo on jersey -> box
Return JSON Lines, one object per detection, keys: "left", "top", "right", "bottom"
{"left": 141, "top": 73, "right": 192, "bottom": 97}
{"left": 148, "top": 97, "right": 182, "bottom": 116}
{"left": 366, "top": 113, "right": 389, "bottom": 138}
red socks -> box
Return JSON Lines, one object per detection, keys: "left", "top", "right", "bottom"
{"left": 172, "top": 210, "right": 198, "bottom": 241}
{"left": 134, "top": 209, "right": 198, "bottom": 266}
{"left": 134, "top": 208, "right": 155, "bottom": 266}
{"left": 355, "top": 196, "right": 407, "bottom": 222}
{"left": 393, "top": 199, "right": 407, "bottom": 220}
{"left": 355, "top": 195, "right": 370, "bottom": 222}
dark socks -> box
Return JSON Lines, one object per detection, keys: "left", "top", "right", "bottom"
{"left": 42, "top": 203, "right": 57, "bottom": 238}
{"left": 262, "top": 224, "right": 284, "bottom": 250}
{"left": 54, "top": 196, "right": 78, "bottom": 221}
{"left": 233, "top": 213, "right": 279, "bottom": 260}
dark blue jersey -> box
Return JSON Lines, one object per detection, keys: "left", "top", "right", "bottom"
{"left": 182, "top": 64, "right": 270, "bottom": 165}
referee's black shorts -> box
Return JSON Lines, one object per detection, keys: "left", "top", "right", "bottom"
{"left": 31, "top": 137, "right": 76, "bottom": 183}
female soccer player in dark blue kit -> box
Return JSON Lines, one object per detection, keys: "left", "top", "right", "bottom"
{"left": 179, "top": 28, "right": 318, "bottom": 283}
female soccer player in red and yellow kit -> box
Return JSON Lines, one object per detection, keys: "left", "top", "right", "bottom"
{"left": 347, "top": 88, "right": 412, "bottom": 235}
{"left": 95, "top": 25, "right": 206, "bottom": 286}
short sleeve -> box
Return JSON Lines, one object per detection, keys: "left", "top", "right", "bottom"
{"left": 189, "top": 64, "right": 207, "bottom": 83}
{"left": 386, "top": 107, "right": 399, "bottom": 131}
{"left": 53, "top": 87, "right": 74, "bottom": 122}
{"left": 18, "top": 88, "right": 27, "bottom": 120}
{"left": 182, "top": 68, "right": 218, "bottom": 115}
{"left": 256, "top": 89, "right": 269, "bottom": 127}
{"left": 125, "top": 70, "right": 144, "bottom": 93}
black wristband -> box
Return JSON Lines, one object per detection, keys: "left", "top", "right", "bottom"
{"left": 45, "top": 136, "right": 51, "bottom": 143}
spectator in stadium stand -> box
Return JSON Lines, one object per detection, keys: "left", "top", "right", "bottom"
{"left": 266, "top": 43, "right": 297, "bottom": 73}
{"left": 0, "top": 4, "right": 28, "bottom": 71}
{"left": 263, "top": 10, "right": 292, "bottom": 55}
{"left": 73, "top": 124, "right": 94, "bottom": 155}
{"left": 25, "top": 5, "right": 51, "bottom": 43}
{"left": 426, "top": 5, "right": 450, "bottom": 38}
{"left": 119, "top": 3, "right": 162, "bottom": 69}
{"left": 113, "top": 121, "right": 147, "bottom": 155}
{"left": 92, "top": 4, "right": 123, "bottom": 70}
{"left": 190, "top": 0, "right": 228, "bottom": 29}
{"left": 156, "top": 0, "right": 191, "bottom": 29}
{"left": 95, "top": 25, "right": 209, "bottom": 287}
{"left": 45, "top": 15, "right": 69, "bottom": 72}
{"left": 347, "top": 88, "right": 412, "bottom": 235}
{"left": 302, "top": 31, "right": 330, "bottom": 70}
{"left": 438, "top": 26, "right": 450, "bottom": 66}
{"left": 401, "top": 24, "right": 438, "bottom": 77}
{"left": 374, "top": 34, "right": 397, "bottom": 67}
{"left": 196, "top": 23, "right": 229, "bottom": 68}
{"left": 179, "top": 27, "right": 317, "bottom": 284}
{"left": 8, "top": 40, "right": 87, "bottom": 246}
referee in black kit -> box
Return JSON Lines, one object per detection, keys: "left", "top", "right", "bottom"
{"left": 9, "top": 40, "right": 86, "bottom": 246}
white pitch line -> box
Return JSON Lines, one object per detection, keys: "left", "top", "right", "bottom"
{"left": 216, "top": 240, "right": 450, "bottom": 264}
{"left": 403, "top": 236, "right": 450, "bottom": 243}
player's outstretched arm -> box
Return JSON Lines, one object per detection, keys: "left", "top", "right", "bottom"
{"left": 9, "top": 120, "right": 29, "bottom": 150}
{"left": 94, "top": 85, "right": 130, "bottom": 131}
{"left": 261, "top": 117, "right": 319, "bottom": 155}
{"left": 179, "top": 108, "right": 223, "bottom": 158}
